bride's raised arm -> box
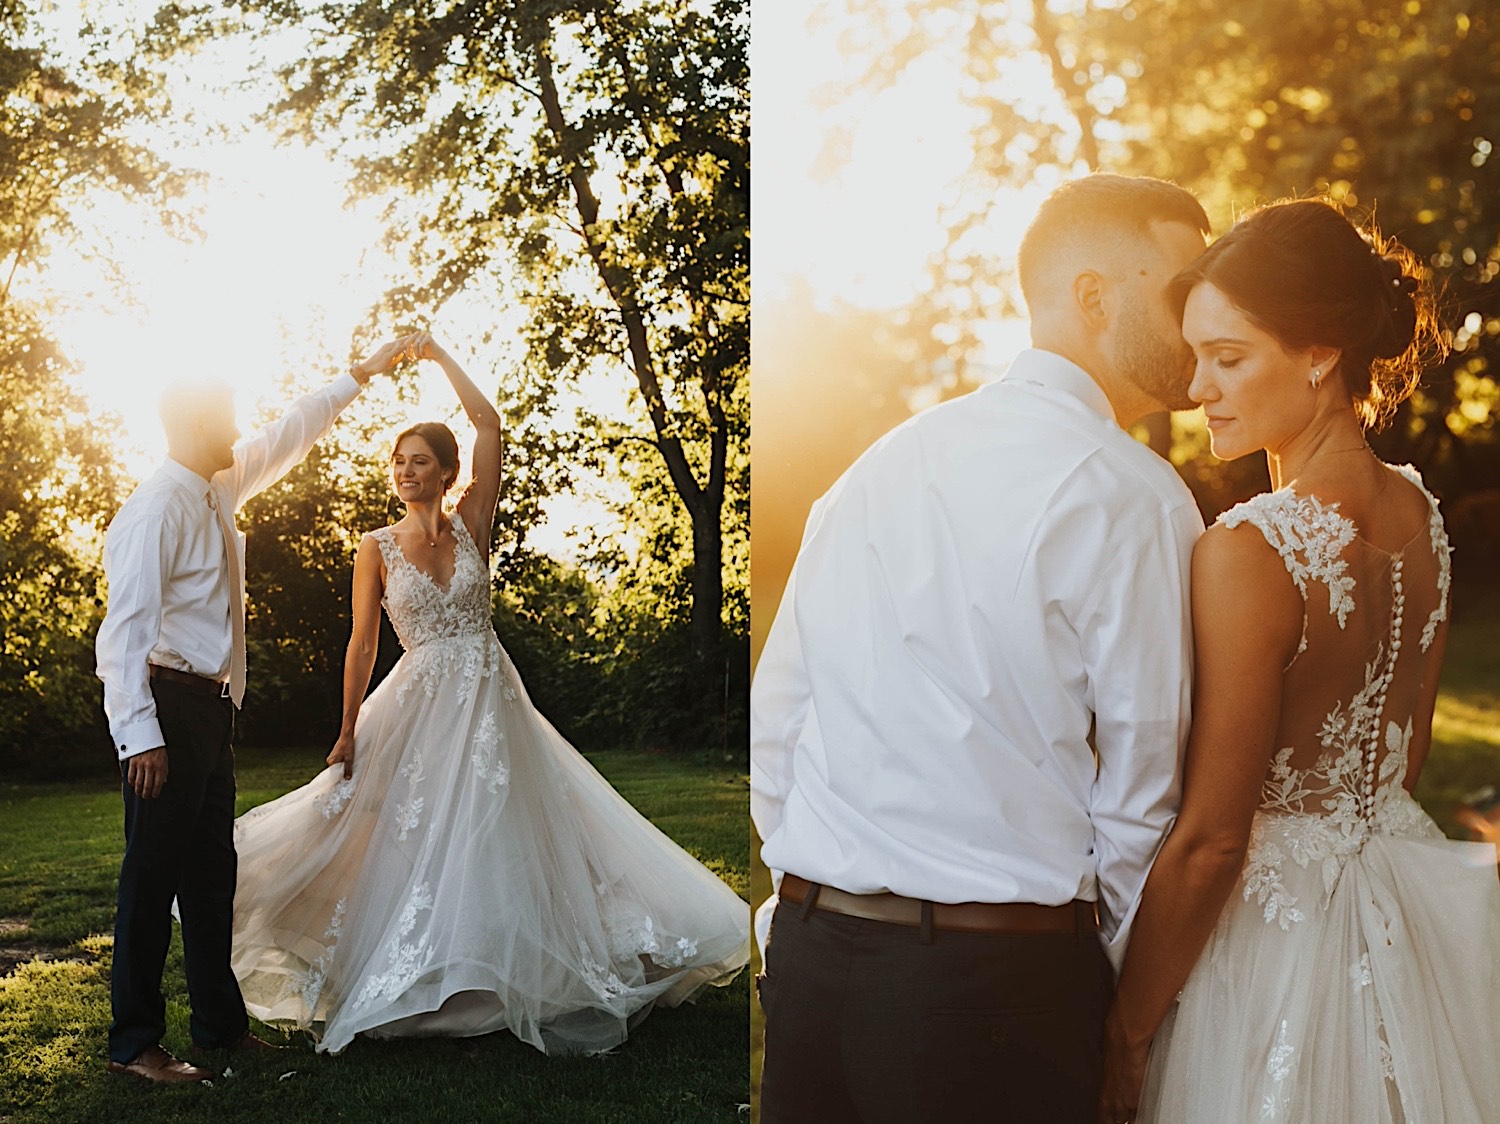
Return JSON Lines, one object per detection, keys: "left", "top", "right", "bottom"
{"left": 409, "top": 332, "right": 503, "bottom": 555}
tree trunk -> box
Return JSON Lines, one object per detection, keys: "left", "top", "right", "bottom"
{"left": 532, "top": 35, "right": 725, "bottom": 684}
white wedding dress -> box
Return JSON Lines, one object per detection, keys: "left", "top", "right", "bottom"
{"left": 1140, "top": 467, "right": 1500, "bottom": 1123}
{"left": 228, "top": 513, "right": 750, "bottom": 1054}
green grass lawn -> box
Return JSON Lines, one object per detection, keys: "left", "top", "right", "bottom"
{"left": 0, "top": 749, "right": 750, "bottom": 1123}
{"left": 748, "top": 581, "right": 1500, "bottom": 1121}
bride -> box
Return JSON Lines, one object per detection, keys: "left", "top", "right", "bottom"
{"left": 1099, "top": 198, "right": 1500, "bottom": 1123}
{"left": 228, "top": 333, "right": 750, "bottom": 1055}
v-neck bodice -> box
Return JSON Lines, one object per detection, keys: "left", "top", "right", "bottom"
{"left": 371, "top": 515, "right": 492, "bottom": 651}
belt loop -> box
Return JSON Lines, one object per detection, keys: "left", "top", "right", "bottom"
{"left": 1078, "top": 900, "right": 1096, "bottom": 942}
{"left": 798, "top": 882, "right": 823, "bottom": 922}
{"left": 919, "top": 900, "right": 934, "bottom": 944}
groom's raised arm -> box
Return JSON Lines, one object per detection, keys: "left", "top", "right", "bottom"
{"left": 218, "top": 372, "right": 364, "bottom": 511}
{"left": 220, "top": 337, "right": 413, "bottom": 509}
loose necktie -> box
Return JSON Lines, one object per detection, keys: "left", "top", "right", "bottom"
{"left": 207, "top": 489, "right": 246, "bottom": 707}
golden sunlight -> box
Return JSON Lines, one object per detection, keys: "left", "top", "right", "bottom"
{"left": 23, "top": 4, "right": 619, "bottom": 559}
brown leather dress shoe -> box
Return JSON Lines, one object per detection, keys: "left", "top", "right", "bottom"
{"left": 107, "top": 1045, "right": 215, "bottom": 1084}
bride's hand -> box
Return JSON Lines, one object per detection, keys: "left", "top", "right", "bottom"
{"left": 1098, "top": 1019, "right": 1150, "bottom": 1124}
{"left": 403, "top": 330, "right": 447, "bottom": 363}
{"left": 326, "top": 733, "right": 356, "bottom": 780}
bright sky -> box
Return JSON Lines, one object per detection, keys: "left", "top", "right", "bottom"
{"left": 752, "top": 0, "right": 1057, "bottom": 375}
{"left": 21, "top": 2, "right": 626, "bottom": 558}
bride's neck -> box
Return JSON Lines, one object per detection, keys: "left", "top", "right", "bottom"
{"left": 401, "top": 501, "right": 446, "bottom": 530}
{"left": 1266, "top": 410, "right": 1372, "bottom": 491}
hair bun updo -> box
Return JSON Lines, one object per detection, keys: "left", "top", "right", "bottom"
{"left": 1170, "top": 196, "right": 1447, "bottom": 429}
{"left": 1370, "top": 251, "right": 1421, "bottom": 361}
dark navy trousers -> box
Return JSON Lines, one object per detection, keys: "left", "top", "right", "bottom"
{"left": 758, "top": 895, "right": 1113, "bottom": 1124}
{"left": 109, "top": 680, "right": 248, "bottom": 1063}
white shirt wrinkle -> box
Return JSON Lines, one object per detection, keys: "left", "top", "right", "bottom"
{"left": 96, "top": 374, "right": 362, "bottom": 759}
{"left": 750, "top": 349, "right": 1201, "bottom": 971}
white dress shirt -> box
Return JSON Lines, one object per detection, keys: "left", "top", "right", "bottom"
{"left": 97, "top": 373, "right": 363, "bottom": 760}
{"left": 751, "top": 349, "right": 1203, "bottom": 969}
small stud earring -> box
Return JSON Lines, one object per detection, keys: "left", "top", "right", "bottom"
{"left": 1310, "top": 369, "right": 1322, "bottom": 388}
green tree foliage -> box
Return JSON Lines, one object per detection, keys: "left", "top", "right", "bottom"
{"left": 165, "top": 0, "right": 750, "bottom": 695}
{"left": 236, "top": 405, "right": 401, "bottom": 745}
{"left": 0, "top": 2, "right": 173, "bottom": 772}
{"left": 830, "top": 0, "right": 1500, "bottom": 561}
{"left": 0, "top": 317, "right": 126, "bottom": 771}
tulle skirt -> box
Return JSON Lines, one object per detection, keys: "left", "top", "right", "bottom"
{"left": 1141, "top": 798, "right": 1500, "bottom": 1123}
{"left": 229, "top": 632, "right": 750, "bottom": 1054}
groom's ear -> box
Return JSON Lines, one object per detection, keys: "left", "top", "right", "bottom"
{"left": 1072, "top": 271, "right": 1108, "bottom": 331}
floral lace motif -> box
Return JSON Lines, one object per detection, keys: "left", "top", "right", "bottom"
{"left": 354, "top": 882, "right": 436, "bottom": 1008}
{"left": 605, "top": 912, "right": 699, "bottom": 969}
{"left": 291, "top": 896, "right": 346, "bottom": 1012}
{"left": 1221, "top": 491, "right": 1357, "bottom": 655}
{"left": 1260, "top": 1018, "right": 1298, "bottom": 1121}
{"left": 315, "top": 776, "right": 356, "bottom": 819}
{"left": 394, "top": 750, "right": 426, "bottom": 842}
{"left": 370, "top": 516, "right": 501, "bottom": 709}
{"left": 471, "top": 710, "right": 509, "bottom": 793}
{"left": 1390, "top": 463, "right": 1452, "bottom": 651}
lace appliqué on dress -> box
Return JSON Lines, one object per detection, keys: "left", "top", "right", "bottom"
{"left": 354, "top": 883, "right": 436, "bottom": 1008}
{"left": 605, "top": 912, "right": 699, "bottom": 969}
{"left": 316, "top": 777, "right": 356, "bottom": 819}
{"left": 369, "top": 519, "right": 500, "bottom": 709}
{"left": 1220, "top": 491, "right": 1358, "bottom": 655}
{"left": 1260, "top": 1019, "right": 1298, "bottom": 1122}
{"left": 394, "top": 750, "right": 426, "bottom": 842}
{"left": 291, "top": 896, "right": 346, "bottom": 1012}
{"left": 1390, "top": 463, "right": 1453, "bottom": 651}
{"left": 471, "top": 709, "right": 509, "bottom": 793}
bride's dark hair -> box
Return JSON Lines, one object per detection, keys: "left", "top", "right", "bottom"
{"left": 1171, "top": 197, "right": 1446, "bottom": 429}
{"left": 392, "top": 422, "right": 461, "bottom": 491}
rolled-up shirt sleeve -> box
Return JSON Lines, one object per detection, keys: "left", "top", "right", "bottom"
{"left": 1084, "top": 499, "right": 1201, "bottom": 971}
{"left": 221, "top": 373, "right": 362, "bottom": 509}
{"left": 96, "top": 503, "right": 174, "bottom": 759}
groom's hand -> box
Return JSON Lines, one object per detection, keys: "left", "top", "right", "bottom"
{"left": 350, "top": 336, "right": 420, "bottom": 384}
{"left": 126, "top": 746, "right": 169, "bottom": 800}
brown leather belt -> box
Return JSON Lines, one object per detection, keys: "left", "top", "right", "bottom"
{"left": 779, "top": 873, "right": 1095, "bottom": 935}
{"left": 148, "top": 664, "right": 232, "bottom": 698}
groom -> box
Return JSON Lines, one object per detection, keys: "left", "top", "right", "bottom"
{"left": 95, "top": 337, "right": 413, "bottom": 1082}
{"left": 751, "top": 175, "right": 1209, "bottom": 1123}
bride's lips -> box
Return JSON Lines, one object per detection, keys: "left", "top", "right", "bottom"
{"left": 1205, "top": 415, "right": 1233, "bottom": 430}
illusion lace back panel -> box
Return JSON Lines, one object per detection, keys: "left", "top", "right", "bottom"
{"left": 1228, "top": 465, "right": 1449, "bottom": 846}
{"left": 1139, "top": 466, "right": 1500, "bottom": 1124}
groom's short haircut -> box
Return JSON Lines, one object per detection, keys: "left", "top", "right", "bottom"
{"left": 1017, "top": 175, "right": 1210, "bottom": 313}
{"left": 158, "top": 380, "right": 234, "bottom": 442}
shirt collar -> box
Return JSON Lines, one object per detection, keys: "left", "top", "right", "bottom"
{"left": 161, "top": 457, "right": 213, "bottom": 498}
{"left": 999, "top": 348, "right": 1117, "bottom": 424}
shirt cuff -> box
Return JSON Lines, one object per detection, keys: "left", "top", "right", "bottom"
{"left": 331, "top": 371, "right": 362, "bottom": 403}
{"left": 114, "top": 718, "right": 166, "bottom": 760}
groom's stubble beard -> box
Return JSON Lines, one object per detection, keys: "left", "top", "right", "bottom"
{"left": 1115, "top": 288, "right": 1197, "bottom": 412}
